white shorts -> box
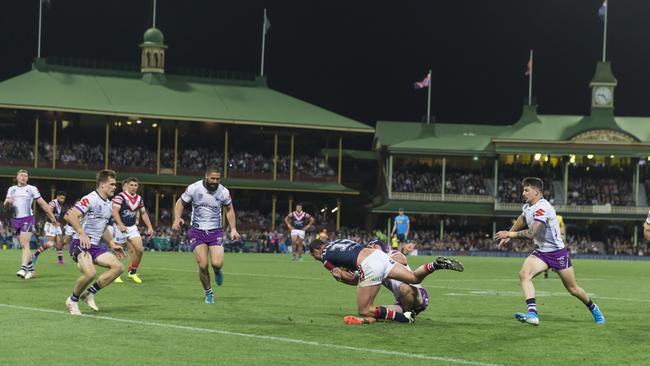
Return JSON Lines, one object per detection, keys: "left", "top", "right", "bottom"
{"left": 291, "top": 229, "right": 305, "bottom": 240}
{"left": 44, "top": 222, "right": 62, "bottom": 237}
{"left": 64, "top": 224, "right": 76, "bottom": 237}
{"left": 358, "top": 250, "right": 397, "bottom": 288}
{"left": 110, "top": 224, "right": 140, "bottom": 244}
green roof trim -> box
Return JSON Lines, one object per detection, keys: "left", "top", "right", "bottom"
{"left": 372, "top": 199, "right": 494, "bottom": 216}
{"left": 590, "top": 61, "right": 618, "bottom": 85}
{"left": 0, "top": 59, "right": 373, "bottom": 133}
{"left": 321, "top": 148, "right": 377, "bottom": 161}
{"left": 0, "top": 167, "right": 359, "bottom": 195}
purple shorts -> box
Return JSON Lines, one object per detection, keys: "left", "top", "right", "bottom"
{"left": 188, "top": 227, "right": 224, "bottom": 250}
{"left": 531, "top": 248, "right": 572, "bottom": 271}
{"left": 11, "top": 216, "right": 35, "bottom": 235}
{"left": 69, "top": 239, "right": 109, "bottom": 262}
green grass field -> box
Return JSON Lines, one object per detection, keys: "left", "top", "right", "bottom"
{"left": 1, "top": 250, "right": 648, "bottom": 365}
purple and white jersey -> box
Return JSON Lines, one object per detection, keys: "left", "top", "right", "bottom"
{"left": 73, "top": 191, "right": 112, "bottom": 245}
{"left": 5, "top": 185, "right": 41, "bottom": 218}
{"left": 181, "top": 180, "right": 232, "bottom": 230}
{"left": 522, "top": 198, "right": 565, "bottom": 252}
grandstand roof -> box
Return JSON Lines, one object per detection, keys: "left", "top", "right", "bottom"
{"left": 376, "top": 105, "right": 650, "bottom": 157}
{"left": 0, "top": 58, "right": 373, "bottom": 134}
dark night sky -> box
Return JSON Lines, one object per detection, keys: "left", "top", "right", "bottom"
{"left": 1, "top": 0, "right": 649, "bottom": 126}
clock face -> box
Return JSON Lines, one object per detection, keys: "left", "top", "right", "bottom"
{"left": 593, "top": 86, "right": 613, "bottom": 106}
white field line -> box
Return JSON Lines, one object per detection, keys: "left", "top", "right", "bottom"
{"left": 0, "top": 303, "right": 503, "bottom": 366}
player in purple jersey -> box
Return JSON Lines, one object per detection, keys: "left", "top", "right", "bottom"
{"left": 64, "top": 170, "right": 125, "bottom": 315}
{"left": 495, "top": 177, "right": 604, "bottom": 325}
{"left": 111, "top": 177, "right": 154, "bottom": 284}
{"left": 32, "top": 191, "right": 67, "bottom": 265}
{"left": 309, "top": 238, "right": 463, "bottom": 324}
{"left": 172, "top": 167, "right": 240, "bottom": 304}
{"left": 3, "top": 170, "right": 57, "bottom": 279}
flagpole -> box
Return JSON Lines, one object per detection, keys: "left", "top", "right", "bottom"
{"left": 37, "top": 0, "right": 43, "bottom": 58}
{"left": 260, "top": 8, "right": 267, "bottom": 76}
{"left": 528, "top": 49, "right": 533, "bottom": 106}
{"left": 426, "top": 70, "right": 432, "bottom": 124}
{"left": 602, "top": 1, "right": 608, "bottom": 62}
{"left": 152, "top": 0, "right": 157, "bottom": 28}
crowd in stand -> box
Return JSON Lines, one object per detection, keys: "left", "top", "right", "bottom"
{"left": 392, "top": 165, "right": 442, "bottom": 193}
{"left": 0, "top": 138, "right": 334, "bottom": 178}
{"left": 567, "top": 178, "right": 634, "bottom": 206}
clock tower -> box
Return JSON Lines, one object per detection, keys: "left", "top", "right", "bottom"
{"left": 589, "top": 61, "right": 617, "bottom": 110}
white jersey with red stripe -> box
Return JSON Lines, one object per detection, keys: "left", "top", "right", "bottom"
{"left": 49, "top": 199, "right": 62, "bottom": 220}
{"left": 5, "top": 184, "right": 41, "bottom": 218}
{"left": 73, "top": 191, "right": 112, "bottom": 246}
{"left": 522, "top": 198, "right": 565, "bottom": 252}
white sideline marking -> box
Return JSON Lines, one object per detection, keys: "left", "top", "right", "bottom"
{"left": 0, "top": 303, "right": 502, "bottom": 366}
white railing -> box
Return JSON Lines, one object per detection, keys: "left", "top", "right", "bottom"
{"left": 494, "top": 202, "right": 649, "bottom": 215}
{"left": 391, "top": 192, "right": 494, "bottom": 203}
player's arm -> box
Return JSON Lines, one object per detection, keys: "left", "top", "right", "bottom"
{"left": 304, "top": 215, "right": 315, "bottom": 231}
{"left": 390, "top": 219, "right": 396, "bottom": 235}
{"left": 508, "top": 220, "right": 544, "bottom": 240}
{"left": 224, "top": 203, "right": 240, "bottom": 241}
{"left": 36, "top": 197, "right": 57, "bottom": 223}
{"left": 284, "top": 215, "right": 293, "bottom": 231}
{"left": 644, "top": 223, "right": 650, "bottom": 241}
{"left": 172, "top": 197, "right": 186, "bottom": 230}
{"left": 3, "top": 192, "right": 12, "bottom": 208}
{"left": 64, "top": 207, "right": 90, "bottom": 248}
{"left": 139, "top": 207, "right": 154, "bottom": 236}
{"left": 331, "top": 267, "right": 359, "bottom": 286}
{"left": 495, "top": 214, "right": 527, "bottom": 243}
{"left": 102, "top": 226, "right": 124, "bottom": 259}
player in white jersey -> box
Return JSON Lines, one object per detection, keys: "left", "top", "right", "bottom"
{"left": 33, "top": 191, "right": 67, "bottom": 265}
{"left": 3, "top": 170, "right": 57, "bottom": 279}
{"left": 495, "top": 177, "right": 604, "bottom": 325}
{"left": 64, "top": 170, "right": 125, "bottom": 315}
{"left": 172, "top": 167, "right": 240, "bottom": 304}
{"left": 111, "top": 177, "right": 154, "bottom": 284}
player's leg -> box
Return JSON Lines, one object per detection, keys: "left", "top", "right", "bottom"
{"left": 514, "top": 255, "right": 548, "bottom": 325}
{"left": 557, "top": 267, "right": 605, "bottom": 324}
{"left": 66, "top": 251, "right": 96, "bottom": 315}
{"left": 397, "top": 284, "right": 418, "bottom": 312}
{"left": 78, "top": 251, "right": 124, "bottom": 312}
{"left": 33, "top": 231, "right": 55, "bottom": 263}
{"left": 194, "top": 244, "right": 214, "bottom": 303}
{"left": 17, "top": 231, "right": 34, "bottom": 278}
{"left": 126, "top": 234, "right": 144, "bottom": 283}
{"left": 357, "top": 285, "right": 412, "bottom": 323}
{"left": 209, "top": 244, "right": 225, "bottom": 286}
{"left": 55, "top": 234, "right": 65, "bottom": 264}
{"left": 291, "top": 234, "right": 298, "bottom": 260}
{"left": 296, "top": 235, "right": 303, "bottom": 260}
{"left": 389, "top": 256, "right": 464, "bottom": 285}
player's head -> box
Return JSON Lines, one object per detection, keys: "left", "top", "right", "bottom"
{"left": 521, "top": 177, "right": 543, "bottom": 204}
{"left": 96, "top": 170, "right": 117, "bottom": 197}
{"left": 295, "top": 203, "right": 303, "bottom": 213}
{"left": 56, "top": 191, "right": 67, "bottom": 204}
{"left": 204, "top": 167, "right": 221, "bottom": 192}
{"left": 123, "top": 177, "right": 139, "bottom": 194}
{"left": 319, "top": 228, "right": 329, "bottom": 241}
{"left": 367, "top": 239, "right": 389, "bottom": 253}
{"left": 16, "top": 169, "right": 29, "bottom": 186}
{"left": 398, "top": 208, "right": 404, "bottom": 215}
{"left": 308, "top": 239, "right": 326, "bottom": 260}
